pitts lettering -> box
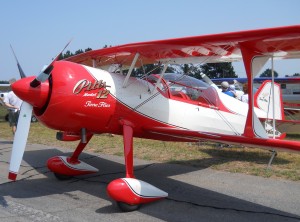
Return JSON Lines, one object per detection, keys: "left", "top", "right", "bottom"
{"left": 73, "top": 79, "right": 111, "bottom": 99}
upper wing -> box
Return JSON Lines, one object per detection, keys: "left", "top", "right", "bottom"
{"left": 66, "top": 25, "right": 300, "bottom": 68}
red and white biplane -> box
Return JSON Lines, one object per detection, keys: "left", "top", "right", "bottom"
{"left": 8, "top": 25, "right": 300, "bottom": 211}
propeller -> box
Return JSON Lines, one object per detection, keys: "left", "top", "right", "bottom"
{"left": 8, "top": 46, "right": 32, "bottom": 180}
{"left": 8, "top": 41, "right": 71, "bottom": 180}
{"left": 30, "top": 39, "right": 72, "bottom": 88}
{"left": 8, "top": 102, "right": 33, "bottom": 180}
{"left": 10, "top": 45, "right": 26, "bottom": 79}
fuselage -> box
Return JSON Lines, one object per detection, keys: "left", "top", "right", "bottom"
{"left": 12, "top": 61, "right": 274, "bottom": 141}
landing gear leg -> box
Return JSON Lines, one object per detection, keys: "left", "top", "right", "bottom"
{"left": 117, "top": 120, "right": 140, "bottom": 211}
{"left": 69, "top": 134, "right": 93, "bottom": 163}
{"left": 267, "top": 150, "right": 277, "bottom": 168}
{"left": 107, "top": 120, "right": 167, "bottom": 212}
{"left": 121, "top": 120, "right": 135, "bottom": 179}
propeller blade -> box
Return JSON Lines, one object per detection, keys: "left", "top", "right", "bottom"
{"left": 10, "top": 45, "right": 27, "bottom": 79}
{"left": 8, "top": 102, "right": 33, "bottom": 180}
{"left": 30, "top": 39, "right": 72, "bottom": 88}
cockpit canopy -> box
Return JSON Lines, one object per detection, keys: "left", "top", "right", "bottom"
{"left": 147, "top": 73, "right": 220, "bottom": 107}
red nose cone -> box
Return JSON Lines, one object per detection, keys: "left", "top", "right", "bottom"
{"left": 12, "top": 77, "right": 50, "bottom": 108}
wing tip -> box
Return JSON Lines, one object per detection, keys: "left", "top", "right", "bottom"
{"left": 8, "top": 172, "right": 17, "bottom": 181}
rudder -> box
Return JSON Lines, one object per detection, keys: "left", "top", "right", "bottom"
{"left": 254, "top": 80, "right": 285, "bottom": 120}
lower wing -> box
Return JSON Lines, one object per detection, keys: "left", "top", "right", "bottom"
{"left": 144, "top": 126, "right": 300, "bottom": 153}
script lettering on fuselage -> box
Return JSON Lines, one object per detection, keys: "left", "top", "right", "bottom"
{"left": 84, "top": 101, "right": 111, "bottom": 108}
{"left": 73, "top": 79, "right": 111, "bottom": 99}
{"left": 83, "top": 92, "right": 97, "bottom": 97}
{"left": 258, "top": 92, "right": 269, "bottom": 103}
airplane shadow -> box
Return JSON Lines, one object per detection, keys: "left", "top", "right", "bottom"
{"left": 0, "top": 147, "right": 299, "bottom": 222}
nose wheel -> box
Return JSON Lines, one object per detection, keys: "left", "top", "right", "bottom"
{"left": 47, "top": 156, "right": 98, "bottom": 178}
{"left": 54, "top": 173, "right": 73, "bottom": 180}
{"left": 117, "top": 202, "right": 141, "bottom": 212}
{"left": 107, "top": 178, "right": 167, "bottom": 212}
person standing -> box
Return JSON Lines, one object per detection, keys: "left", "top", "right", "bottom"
{"left": 240, "top": 83, "right": 249, "bottom": 103}
{"left": 3, "top": 78, "right": 23, "bottom": 135}
{"left": 221, "top": 81, "right": 235, "bottom": 97}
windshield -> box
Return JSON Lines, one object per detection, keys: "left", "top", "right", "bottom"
{"left": 162, "top": 73, "right": 220, "bottom": 107}
{"left": 163, "top": 73, "right": 210, "bottom": 88}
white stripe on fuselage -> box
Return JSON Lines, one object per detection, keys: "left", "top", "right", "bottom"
{"left": 84, "top": 66, "right": 254, "bottom": 136}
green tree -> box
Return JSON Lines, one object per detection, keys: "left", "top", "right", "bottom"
{"left": 200, "top": 62, "right": 237, "bottom": 79}
{"left": 60, "top": 50, "right": 74, "bottom": 59}
{"left": 259, "top": 68, "right": 279, "bottom": 77}
{"left": 74, "top": 49, "right": 84, "bottom": 55}
{"left": 131, "top": 64, "right": 176, "bottom": 77}
{"left": 285, "top": 73, "right": 300, "bottom": 77}
{"left": 60, "top": 48, "right": 93, "bottom": 59}
{"left": 179, "top": 64, "right": 202, "bottom": 79}
{"left": 85, "top": 48, "right": 92, "bottom": 52}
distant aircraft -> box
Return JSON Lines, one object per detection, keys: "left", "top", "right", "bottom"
{"left": 7, "top": 25, "right": 300, "bottom": 211}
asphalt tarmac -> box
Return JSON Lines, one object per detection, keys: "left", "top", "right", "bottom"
{"left": 0, "top": 139, "right": 300, "bottom": 222}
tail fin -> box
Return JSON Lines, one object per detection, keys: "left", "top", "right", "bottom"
{"left": 254, "top": 80, "right": 285, "bottom": 120}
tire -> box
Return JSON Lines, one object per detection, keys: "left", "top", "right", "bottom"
{"left": 54, "top": 173, "right": 72, "bottom": 180}
{"left": 117, "top": 202, "right": 141, "bottom": 212}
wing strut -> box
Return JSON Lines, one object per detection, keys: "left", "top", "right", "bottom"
{"left": 92, "top": 59, "right": 96, "bottom": 68}
{"left": 152, "top": 63, "right": 168, "bottom": 94}
{"left": 271, "top": 56, "right": 276, "bottom": 139}
{"left": 122, "top": 53, "right": 139, "bottom": 88}
{"left": 240, "top": 44, "right": 269, "bottom": 138}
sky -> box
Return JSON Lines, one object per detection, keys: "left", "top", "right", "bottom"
{"left": 1, "top": 0, "right": 299, "bottom": 81}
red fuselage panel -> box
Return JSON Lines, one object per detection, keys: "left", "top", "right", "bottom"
{"left": 33, "top": 61, "right": 173, "bottom": 139}
{"left": 36, "top": 61, "right": 117, "bottom": 132}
